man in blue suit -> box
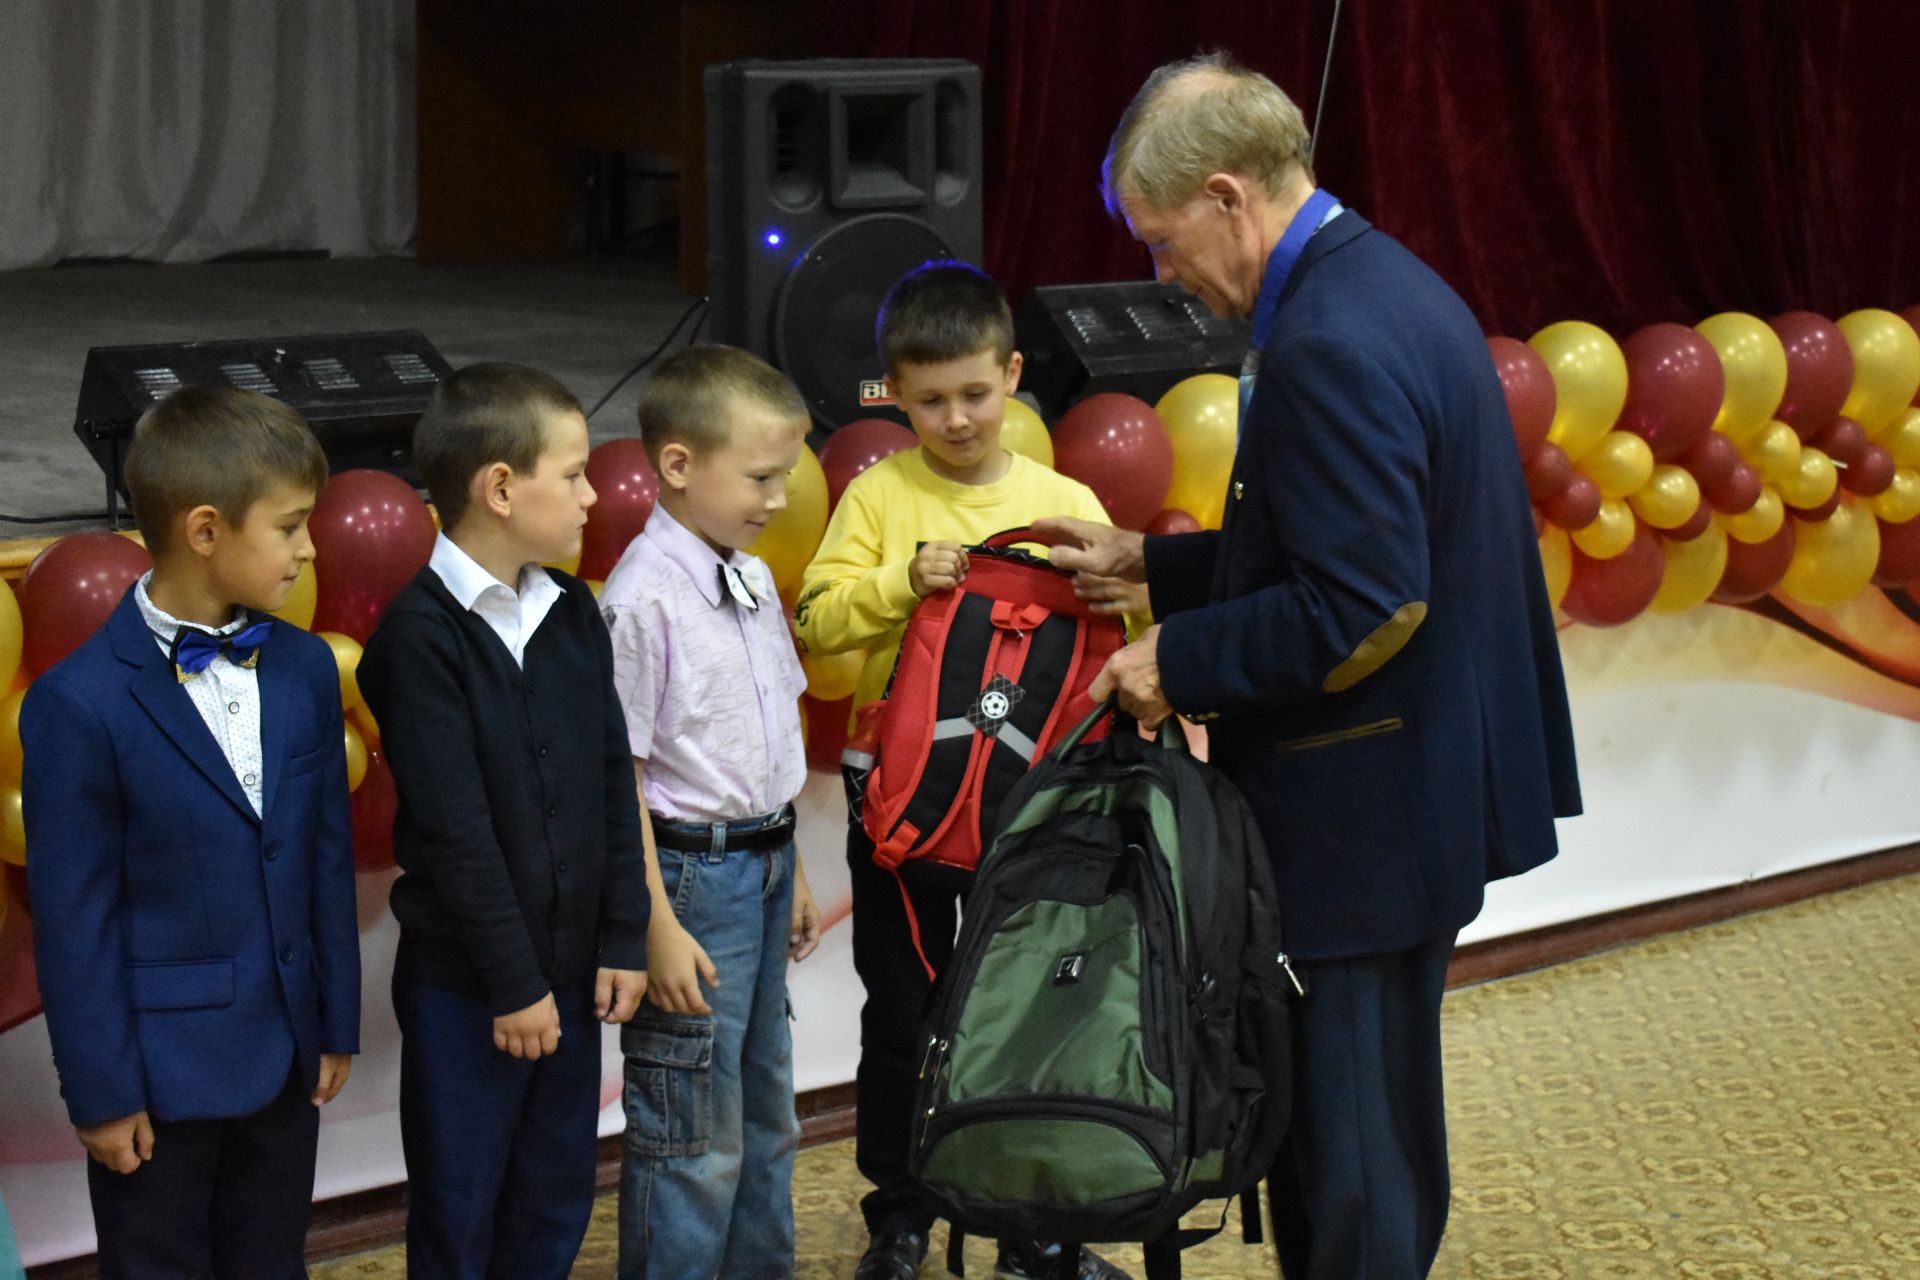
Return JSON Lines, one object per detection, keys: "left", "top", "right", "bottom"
{"left": 1042, "top": 54, "right": 1580, "bottom": 1279}
{"left": 23, "top": 386, "right": 360, "bottom": 1279}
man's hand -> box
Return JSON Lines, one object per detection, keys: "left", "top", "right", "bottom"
{"left": 493, "top": 992, "right": 561, "bottom": 1060}
{"left": 909, "top": 540, "right": 970, "bottom": 597}
{"left": 312, "top": 1053, "right": 353, "bottom": 1106}
{"left": 77, "top": 1110, "right": 154, "bottom": 1175}
{"left": 1033, "top": 517, "right": 1147, "bottom": 582}
{"left": 789, "top": 861, "right": 822, "bottom": 962}
{"left": 596, "top": 967, "right": 649, "bottom": 1024}
{"left": 646, "top": 911, "right": 718, "bottom": 1014}
{"left": 1074, "top": 574, "right": 1153, "bottom": 617}
{"left": 1090, "top": 624, "right": 1174, "bottom": 729}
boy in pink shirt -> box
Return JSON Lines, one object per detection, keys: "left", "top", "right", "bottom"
{"left": 599, "top": 345, "right": 821, "bottom": 1280}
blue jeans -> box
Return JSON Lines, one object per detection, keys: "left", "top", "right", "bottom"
{"left": 617, "top": 813, "right": 800, "bottom": 1280}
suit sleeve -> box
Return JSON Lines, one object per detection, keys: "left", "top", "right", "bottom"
{"left": 1159, "top": 331, "right": 1430, "bottom": 718}
{"left": 793, "top": 478, "right": 918, "bottom": 656}
{"left": 308, "top": 653, "right": 362, "bottom": 1054}
{"left": 591, "top": 595, "right": 651, "bottom": 970}
{"left": 21, "top": 677, "right": 148, "bottom": 1127}
{"left": 1143, "top": 531, "right": 1221, "bottom": 619}
{"left": 359, "top": 611, "right": 550, "bottom": 1016}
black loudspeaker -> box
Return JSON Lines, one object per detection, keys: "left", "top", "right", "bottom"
{"left": 705, "top": 58, "right": 983, "bottom": 431}
{"left": 73, "top": 331, "right": 452, "bottom": 522}
{"left": 1014, "top": 282, "right": 1252, "bottom": 420}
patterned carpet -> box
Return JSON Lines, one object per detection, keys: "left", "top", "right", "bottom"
{"left": 312, "top": 874, "right": 1920, "bottom": 1279}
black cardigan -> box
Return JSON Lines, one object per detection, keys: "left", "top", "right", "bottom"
{"left": 359, "top": 566, "right": 650, "bottom": 1015}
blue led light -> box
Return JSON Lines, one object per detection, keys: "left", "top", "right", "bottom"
{"left": 765, "top": 230, "right": 783, "bottom": 247}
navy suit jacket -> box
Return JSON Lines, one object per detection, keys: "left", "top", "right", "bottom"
{"left": 23, "top": 589, "right": 360, "bottom": 1127}
{"left": 1149, "top": 211, "right": 1581, "bottom": 960}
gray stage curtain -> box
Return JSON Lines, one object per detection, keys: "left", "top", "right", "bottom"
{"left": 0, "top": 0, "right": 415, "bottom": 271}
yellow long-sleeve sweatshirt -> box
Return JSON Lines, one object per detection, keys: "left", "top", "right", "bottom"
{"left": 793, "top": 446, "right": 1112, "bottom": 727}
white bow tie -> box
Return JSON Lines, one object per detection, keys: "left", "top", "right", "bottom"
{"left": 719, "top": 561, "right": 773, "bottom": 611}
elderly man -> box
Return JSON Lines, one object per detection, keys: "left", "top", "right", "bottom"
{"left": 1040, "top": 54, "right": 1580, "bottom": 1279}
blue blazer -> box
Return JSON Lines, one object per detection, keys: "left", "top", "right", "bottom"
{"left": 22, "top": 589, "right": 360, "bottom": 1127}
{"left": 1149, "top": 211, "right": 1581, "bottom": 960}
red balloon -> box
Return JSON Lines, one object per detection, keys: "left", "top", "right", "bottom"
{"left": 1541, "top": 472, "right": 1602, "bottom": 531}
{"left": 309, "top": 471, "right": 436, "bottom": 643}
{"left": 1874, "top": 511, "right": 1920, "bottom": 585}
{"left": 1664, "top": 500, "right": 1713, "bottom": 542}
{"left": 803, "top": 694, "right": 853, "bottom": 773}
{"left": 350, "top": 749, "right": 398, "bottom": 871}
{"left": 1679, "top": 431, "right": 1739, "bottom": 491}
{"left": 1769, "top": 312, "right": 1854, "bottom": 440}
{"left": 1842, "top": 443, "right": 1895, "bottom": 497}
{"left": 1524, "top": 441, "right": 1572, "bottom": 500}
{"left": 1617, "top": 323, "right": 1725, "bottom": 461}
{"left": 578, "top": 440, "right": 659, "bottom": 581}
{"left": 1713, "top": 520, "right": 1797, "bottom": 603}
{"left": 1487, "top": 336, "right": 1556, "bottom": 460}
{"left": 1052, "top": 394, "right": 1175, "bottom": 530}
{"left": 1811, "top": 416, "right": 1867, "bottom": 470}
{"left": 1145, "top": 508, "right": 1203, "bottom": 535}
{"left": 820, "top": 418, "right": 917, "bottom": 510}
{"left": 1562, "top": 523, "right": 1664, "bottom": 626}
{"left": 18, "top": 532, "right": 154, "bottom": 677}
{"left": 1704, "top": 462, "right": 1762, "bottom": 515}
{"left": 1797, "top": 488, "right": 1841, "bottom": 522}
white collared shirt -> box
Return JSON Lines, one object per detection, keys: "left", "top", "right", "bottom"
{"left": 426, "top": 533, "right": 564, "bottom": 668}
{"left": 134, "top": 572, "right": 265, "bottom": 816}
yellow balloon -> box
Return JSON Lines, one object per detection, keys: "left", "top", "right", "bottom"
{"left": 1695, "top": 312, "right": 1788, "bottom": 445}
{"left": 1650, "top": 517, "right": 1730, "bottom": 614}
{"left": 1529, "top": 321, "right": 1628, "bottom": 462}
{"left": 1743, "top": 420, "right": 1802, "bottom": 486}
{"left": 1579, "top": 432, "right": 1655, "bottom": 500}
{"left": 1725, "top": 487, "right": 1786, "bottom": 544}
{"left": 750, "top": 444, "right": 829, "bottom": 599}
{"left": 1154, "top": 373, "right": 1238, "bottom": 530}
{"left": 1779, "top": 495, "right": 1880, "bottom": 607}
{"left": 344, "top": 721, "right": 368, "bottom": 792}
{"left": 352, "top": 702, "right": 382, "bottom": 756}
{"left": 0, "top": 786, "right": 24, "bottom": 866}
{"left": 1538, "top": 525, "right": 1572, "bottom": 610}
{"left": 1883, "top": 409, "right": 1920, "bottom": 468}
{"left": 1776, "top": 446, "right": 1838, "bottom": 511}
{"left": 1571, "top": 498, "right": 1636, "bottom": 559}
{"left": 587, "top": 578, "right": 606, "bottom": 599}
{"left": 1837, "top": 309, "right": 1920, "bottom": 437}
{"left": 270, "top": 561, "right": 317, "bottom": 631}
{"left": 1001, "top": 398, "right": 1055, "bottom": 469}
{"left": 318, "top": 631, "right": 365, "bottom": 712}
{"left": 0, "top": 575, "right": 21, "bottom": 692}
{"left": 0, "top": 687, "right": 23, "bottom": 783}
{"left": 802, "top": 648, "right": 863, "bottom": 702}
{"left": 1627, "top": 465, "right": 1701, "bottom": 530}
{"left": 1872, "top": 468, "right": 1920, "bottom": 524}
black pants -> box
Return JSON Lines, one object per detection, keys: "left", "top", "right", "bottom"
{"left": 87, "top": 1064, "right": 318, "bottom": 1280}
{"left": 1267, "top": 932, "right": 1457, "bottom": 1280}
{"left": 844, "top": 766, "right": 970, "bottom": 1237}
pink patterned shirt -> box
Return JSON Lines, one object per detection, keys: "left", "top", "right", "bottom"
{"left": 600, "top": 505, "right": 808, "bottom": 822}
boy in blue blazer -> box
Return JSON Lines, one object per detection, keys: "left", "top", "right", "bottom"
{"left": 23, "top": 386, "right": 360, "bottom": 1279}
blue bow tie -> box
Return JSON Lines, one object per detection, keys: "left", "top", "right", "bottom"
{"left": 170, "top": 619, "right": 272, "bottom": 682}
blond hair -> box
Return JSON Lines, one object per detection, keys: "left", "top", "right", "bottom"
{"left": 637, "top": 345, "right": 808, "bottom": 463}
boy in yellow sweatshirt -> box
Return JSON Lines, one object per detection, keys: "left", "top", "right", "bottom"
{"left": 793, "top": 261, "right": 1131, "bottom": 1280}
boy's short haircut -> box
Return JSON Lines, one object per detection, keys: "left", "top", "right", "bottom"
{"left": 414, "top": 362, "right": 582, "bottom": 530}
{"left": 636, "top": 344, "right": 808, "bottom": 465}
{"left": 876, "top": 259, "right": 1015, "bottom": 375}
{"left": 125, "top": 385, "right": 329, "bottom": 555}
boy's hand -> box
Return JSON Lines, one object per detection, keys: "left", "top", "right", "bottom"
{"left": 77, "top": 1110, "right": 155, "bottom": 1174}
{"left": 910, "top": 541, "right": 970, "bottom": 597}
{"left": 789, "top": 863, "right": 821, "bottom": 962}
{"left": 312, "top": 1053, "right": 353, "bottom": 1106}
{"left": 493, "top": 992, "right": 562, "bottom": 1060}
{"left": 596, "top": 967, "right": 649, "bottom": 1024}
{"left": 646, "top": 913, "right": 718, "bottom": 1015}
{"left": 1033, "top": 517, "right": 1147, "bottom": 582}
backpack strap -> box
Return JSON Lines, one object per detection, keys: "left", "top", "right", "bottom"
{"left": 947, "top": 1227, "right": 967, "bottom": 1277}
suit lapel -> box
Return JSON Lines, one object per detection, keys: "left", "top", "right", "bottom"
{"left": 257, "top": 623, "right": 294, "bottom": 819}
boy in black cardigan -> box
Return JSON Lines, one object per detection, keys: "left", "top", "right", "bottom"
{"left": 359, "top": 363, "right": 650, "bottom": 1279}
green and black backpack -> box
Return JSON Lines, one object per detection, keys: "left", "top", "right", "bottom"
{"left": 909, "top": 702, "right": 1302, "bottom": 1279}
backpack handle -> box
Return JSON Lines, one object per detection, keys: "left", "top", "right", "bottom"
{"left": 1056, "top": 698, "right": 1193, "bottom": 758}
{"left": 978, "top": 525, "right": 1061, "bottom": 551}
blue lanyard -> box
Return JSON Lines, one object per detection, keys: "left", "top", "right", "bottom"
{"left": 1249, "top": 188, "right": 1342, "bottom": 351}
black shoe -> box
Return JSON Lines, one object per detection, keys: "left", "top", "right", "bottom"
{"left": 995, "top": 1240, "right": 1133, "bottom": 1280}
{"left": 856, "top": 1229, "right": 930, "bottom": 1280}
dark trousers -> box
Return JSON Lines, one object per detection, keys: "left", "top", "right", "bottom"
{"left": 1267, "top": 932, "right": 1457, "bottom": 1280}
{"left": 87, "top": 1065, "right": 317, "bottom": 1280}
{"left": 844, "top": 767, "right": 965, "bottom": 1236}
{"left": 393, "top": 958, "right": 601, "bottom": 1280}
